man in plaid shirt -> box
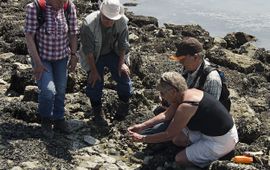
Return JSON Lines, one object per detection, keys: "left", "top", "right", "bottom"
{"left": 24, "top": 0, "right": 78, "bottom": 137}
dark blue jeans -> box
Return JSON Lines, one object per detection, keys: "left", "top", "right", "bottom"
{"left": 141, "top": 121, "right": 170, "bottom": 135}
{"left": 86, "top": 52, "right": 132, "bottom": 104}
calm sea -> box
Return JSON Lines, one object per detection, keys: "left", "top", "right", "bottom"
{"left": 121, "top": 0, "right": 270, "bottom": 50}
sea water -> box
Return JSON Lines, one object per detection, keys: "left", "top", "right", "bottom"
{"left": 121, "top": 0, "right": 270, "bottom": 50}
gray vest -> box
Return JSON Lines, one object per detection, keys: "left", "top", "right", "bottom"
{"left": 79, "top": 11, "right": 129, "bottom": 72}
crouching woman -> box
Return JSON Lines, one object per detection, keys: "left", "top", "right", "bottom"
{"left": 128, "top": 71, "right": 238, "bottom": 168}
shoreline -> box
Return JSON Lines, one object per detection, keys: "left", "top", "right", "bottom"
{"left": 123, "top": 0, "right": 270, "bottom": 50}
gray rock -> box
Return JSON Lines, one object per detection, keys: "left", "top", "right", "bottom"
{"left": 84, "top": 135, "right": 100, "bottom": 145}
{"left": 10, "top": 167, "right": 23, "bottom": 170}
{"left": 22, "top": 85, "right": 38, "bottom": 102}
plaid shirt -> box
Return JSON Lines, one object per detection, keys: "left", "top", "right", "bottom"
{"left": 185, "top": 60, "right": 222, "bottom": 100}
{"left": 24, "top": 2, "right": 78, "bottom": 60}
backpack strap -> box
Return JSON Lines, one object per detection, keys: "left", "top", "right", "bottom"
{"left": 34, "top": 0, "right": 71, "bottom": 28}
{"left": 181, "top": 101, "right": 200, "bottom": 106}
{"left": 198, "top": 65, "right": 216, "bottom": 90}
{"left": 64, "top": 0, "right": 71, "bottom": 26}
{"left": 34, "top": 0, "right": 46, "bottom": 28}
{"left": 188, "top": 61, "right": 206, "bottom": 88}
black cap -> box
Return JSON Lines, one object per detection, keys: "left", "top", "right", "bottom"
{"left": 170, "top": 37, "right": 203, "bottom": 61}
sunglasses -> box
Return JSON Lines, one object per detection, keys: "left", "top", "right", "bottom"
{"left": 160, "top": 78, "right": 179, "bottom": 91}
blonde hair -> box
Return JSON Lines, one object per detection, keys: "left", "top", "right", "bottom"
{"left": 157, "top": 72, "right": 188, "bottom": 93}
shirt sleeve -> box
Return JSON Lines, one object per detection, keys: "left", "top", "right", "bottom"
{"left": 117, "top": 26, "right": 129, "bottom": 52}
{"left": 24, "top": 3, "right": 39, "bottom": 34}
{"left": 68, "top": 2, "right": 79, "bottom": 35}
{"left": 80, "top": 21, "right": 95, "bottom": 55}
{"left": 203, "top": 70, "right": 222, "bottom": 100}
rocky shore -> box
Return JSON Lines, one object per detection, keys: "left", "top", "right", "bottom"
{"left": 0, "top": 0, "right": 269, "bottom": 170}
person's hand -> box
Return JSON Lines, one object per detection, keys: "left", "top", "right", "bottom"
{"left": 128, "top": 123, "right": 143, "bottom": 133}
{"left": 33, "top": 63, "right": 48, "bottom": 80}
{"left": 118, "top": 63, "right": 130, "bottom": 77}
{"left": 68, "top": 55, "right": 78, "bottom": 72}
{"left": 128, "top": 131, "right": 145, "bottom": 142}
{"left": 88, "top": 69, "right": 101, "bottom": 88}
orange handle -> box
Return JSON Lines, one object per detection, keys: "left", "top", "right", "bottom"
{"left": 232, "top": 155, "right": 253, "bottom": 164}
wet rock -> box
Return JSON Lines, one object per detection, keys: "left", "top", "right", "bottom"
{"left": 6, "top": 64, "right": 34, "bottom": 96}
{"left": 22, "top": 85, "right": 38, "bottom": 102}
{"left": 0, "top": 78, "right": 7, "bottom": 85}
{"left": 236, "top": 115, "right": 262, "bottom": 144}
{"left": 127, "top": 13, "right": 158, "bottom": 27}
{"left": 209, "top": 161, "right": 258, "bottom": 170}
{"left": 3, "top": 101, "right": 38, "bottom": 123}
{"left": 224, "top": 32, "right": 256, "bottom": 49}
{"left": 214, "top": 37, "right": 227, "bottom": 48}
{"left": 129, "top": 33, "right": 140, "bottom": 43}
{"left": 10, "top": 167, "right": 23, "bottom": 170}
{"left": 67, "top": 119, "right": 86, "bottom": 132}
{"left": 254, "top": 48, "right": 270, "bottom": 64}
{"left": 84, "top": 135, "right": 100, "bottom": 145}
{"left": 206, "top": 48, "right": 263, "bottom": 73}
{"left": 21, "top": 161, "right": 42, "bottom": 169}
{"left": 66, "top": 68, "right": 87, "bottom": 93}
{"left": 123, "top": 2, "right": 138, "bottom": 7}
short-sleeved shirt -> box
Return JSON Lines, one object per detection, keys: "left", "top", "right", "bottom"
{"left": 24, "top": 2, "right": 78, "bottom": 60}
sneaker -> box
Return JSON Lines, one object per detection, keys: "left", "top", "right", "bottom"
{"left": 54, "top": 119, "right": 70, "bottom": 134}
{"left": 41, "top": 117, "right": 54, "bottom": 138}
{"left": 115, "top": 101, "right": 129, "bottom": 120}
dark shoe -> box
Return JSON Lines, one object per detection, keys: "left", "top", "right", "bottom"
{"left": 41, "top": 117, "right": 54, "bottom": 138}
{"left": 91, "top": 107, "right": 108, "bottom": 126}
{"left": 115, "top": 101, "right": 129, "bottom": 120}
{"left": 54, "top": 119, "right": 70, "bottom": 134}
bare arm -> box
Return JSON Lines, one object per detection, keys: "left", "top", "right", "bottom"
{"left": 68, "top": 34, "right": 78, "bottom": 72}
{"left": 87, "top": 52, "right": 101, "bottom": 87}
{"left": 128, "top": 103, "right": 178, "bottom": 133}
{"left": 118, "top": 49, "right": 130, "bottom": 76}
{"left": 130, "top": 103, "right": 197, "bottom": 143}
{"left": 25, "top": 32, "right": 47, "bottom": 80}
{"left": 25, "top": 33, "right": 41, "bottom": 66}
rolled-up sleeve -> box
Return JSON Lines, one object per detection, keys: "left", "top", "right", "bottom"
{"left": 203, "top": 71, "right": 222, "bottom": 100}
{"left": 24, "top": 3, "right": 38, "bottom": 34}
{"left": 68, "top": 2, "right": 79, "bottom": 35}
{"left": 118, "top": 27, "right": 129, "bottom": 52}
{"left": 80, "top": 21, "right": 95, "bottom": 55}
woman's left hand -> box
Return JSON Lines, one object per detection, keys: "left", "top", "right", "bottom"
{"left": 129, "top": 131, "right": 145, "bottom": 142}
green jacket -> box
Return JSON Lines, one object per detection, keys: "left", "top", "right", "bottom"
{"left": 79, "top": 11, "right": 129, "bottom": 72}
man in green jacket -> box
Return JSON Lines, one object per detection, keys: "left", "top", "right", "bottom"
{"left": 80, "top": 0, "right": 132, "bottom": 124}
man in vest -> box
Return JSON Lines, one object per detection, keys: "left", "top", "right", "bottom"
{"left": 154, "top": 37, "right": 223, "bottom": 115}
{"left": 170, "top": 37, "right": 222, "bottom": 99}
{"left": 80, "top": 0, "right": 132, "bottom": 124}
{"left": 24, "top": 0, "right": 78, "bottom": 137}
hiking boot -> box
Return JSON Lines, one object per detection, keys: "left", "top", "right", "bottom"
{"left": 54, "top": 119, "right": 70, "bottom": 134}
{"left": 91, "top": 107, "right": 108, "bottom": 126}
{"left": 115, "top": 101, "right": 129, "bottom": 120}
{"left": 41, "top": 117, "right": 54, "bottom": 138}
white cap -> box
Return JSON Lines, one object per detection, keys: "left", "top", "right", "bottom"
{"left": 100, "top": 0, "right": 124, "bottom": 20}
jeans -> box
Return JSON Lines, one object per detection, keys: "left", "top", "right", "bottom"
{"left": 141, "top": 121, "right": 170, "bottom": 135}
{"left": 36, "top": 57, "right": 68, "bottom": 120}
{"left": 86, "top": 52, "right": 132, "bottom": 105}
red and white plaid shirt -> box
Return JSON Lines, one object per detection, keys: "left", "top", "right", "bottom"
{"left": 24, "top": 2, "right": 78, "bottom": 60}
